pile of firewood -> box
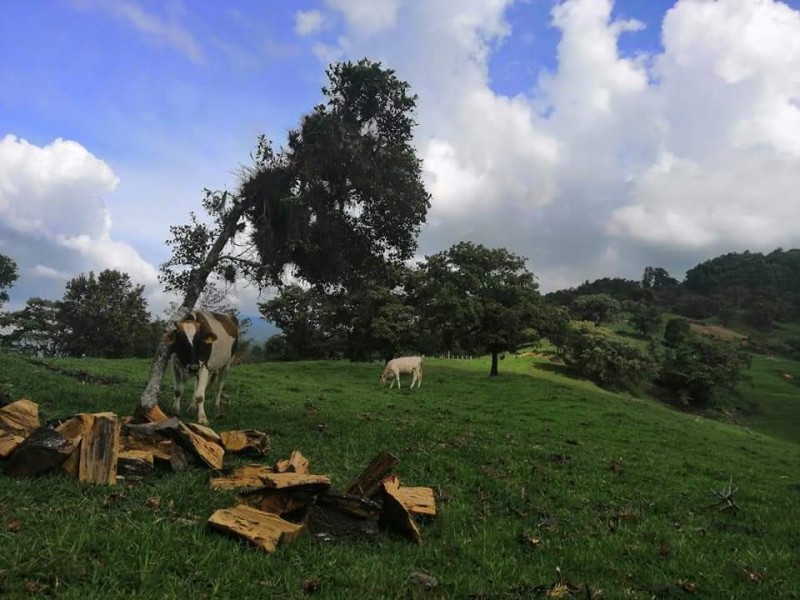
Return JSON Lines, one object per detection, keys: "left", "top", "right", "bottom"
{"left": 1, "top": 398, "right": 437, "bottom": 553}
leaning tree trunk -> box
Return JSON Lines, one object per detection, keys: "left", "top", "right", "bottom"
{"left": 139, "top": 200, "right": 252, "bottom": 409}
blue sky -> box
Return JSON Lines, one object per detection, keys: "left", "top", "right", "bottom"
{"left": 3, "top": 0, "right": 800, "bottom": 325}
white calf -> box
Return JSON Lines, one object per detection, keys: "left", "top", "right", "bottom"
{"left": 379, "top": 356, "right": 423, "bottom": 390}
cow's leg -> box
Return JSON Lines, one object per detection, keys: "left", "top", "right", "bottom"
{"left": 171, "top": 358, "right": 185, "bottom": 413}
{"left": 213, "top": 366, "right": 229, "bottom": 414}
{"left": 416, "top": 367, "right": 422, "bottom": 389}
{"left": 395, "top": 372, "right": 401, "bottom": 390}
{"left": 410, "top": 369, "right": 419, "bottom": 389}
{"left": 192, "top": 367, "right": 211, "bottom": 425}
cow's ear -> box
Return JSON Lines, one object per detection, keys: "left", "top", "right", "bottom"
{"left": 203, "top": 332, "right": 217, "bottom": 344}
{"left": 163, "top": 331, "right": 176, "bottom": 344}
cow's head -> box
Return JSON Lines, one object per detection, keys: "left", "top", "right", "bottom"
{"left": 379, "top": 369, "right": 392, "bottom": 386}
{"left": 163, "top": 313, "right": 217, "bottom": 372}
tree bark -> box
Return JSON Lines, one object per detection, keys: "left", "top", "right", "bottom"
{"left": 139, "top": 200, "right": 251, "bottom": 409}
{"left": 490, "top": 351, "right": 499, "bottom": 376}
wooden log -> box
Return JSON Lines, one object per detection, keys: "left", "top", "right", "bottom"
{"left": 219, "top": 430, "right": 270, "bottom": 456}
{"left": 132, "top": 403, "right": 169, "bottom": 424}
{"left": 186, "top": 422, "right": 222, "bottom": 444}
{"left": 175, "top": 422, "right": 224, "bottom": 470}
{"left": 274, "top": 450, "right": 309, "bottom": 474}
{"left": 79, "top": 413, "right": 121, "bottom": 485}
{"left": 208, "top": 504, "right": 305, "bottom": 553}
{"left": 380, "top": 478, "right": 422, "bottom": 545}
{"left": 306, "top": 504, "right": 381, "bottom": 541}
{"left": 119, "top": 430, "right": 173, "bottom": 465}
{"left": 255, "top": 472, "right": 330, "bottom": 491}
{"left": 0, "top": 431, "right": 25, "bottom": 459}
{"left": 0, "top": 399, "right": 40, "bottom": 437}
{"left": 238, "top": 488, "right": 316, "bottom": 517}
{"left": 55, "top": 415, "right": 93, "bottom": 478}
{"left": 117, "top": 450, "right": 154, "bottom": 477}
{"left": 3, "top": 427, "right": 78, "bottom": 477}
{"left": 345, "top": 450, "right": 399, "bottom": 498}
{"left": 382, "top": 475, "right": 437, "bottom": 517}
{"left": 209, "top": 464, "right": 274, "bottom": 490}
{"left": 317, "top": 491, "right": 382, "bottom": 520}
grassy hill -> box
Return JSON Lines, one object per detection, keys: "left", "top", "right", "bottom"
{"left": 0, "top": 351, "right": 798, "bottom": 599}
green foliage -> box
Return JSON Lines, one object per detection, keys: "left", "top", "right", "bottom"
{"left": 57, "top": 270, "right": 158, "bottom": 358}
{"left": 569, "top": 293, "right": 620, "bottom": 325}
{"left": 245, "top": 59, "right": 430, "bottom": 290}
{"left": 415, "top": 242, "right": 540, "bottom": 375}
{"left": 628, "top": 301, "right": 663, "bottom": 338}
{"left": 663, "top": 317, "right": 691, "bottom": 348}
{"left": 0, "top": 297, "right": 61, "bottom": 355}
{"left": 658, "top": 334, "right": 751, "bottom": 407}
{"left": 560, "top": 321, "right": 660, "bottom": 388}
{"left": 0, "top": 253, "right": 19, "bottom": 308}
{"left": 641, "top": 266, "right": 678, "bottom": 290}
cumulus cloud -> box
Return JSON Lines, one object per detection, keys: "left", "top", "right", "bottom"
{"left": 295, "top": 10, "right": 325, "bottom": 36}
{"left": 312, "top": 0, "right": 800, "bottom": 288}
{"left": 0, "top": 135, "right": 160, "bottom": 309}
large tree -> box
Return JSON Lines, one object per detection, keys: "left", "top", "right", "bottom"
{"left": 0, "top": 297, "right": 61, "bottom": 356}
{"left": 418, "top": 242, "right": 540, "bottom": 376}
{"left": 141, "top": 59, "right": 430, "bottom": 407}
{"left": 0, "top": 253, "right": 19, "bottom": 310}
{"left": 58, "top": 269, "right": 157, "bottom": 358}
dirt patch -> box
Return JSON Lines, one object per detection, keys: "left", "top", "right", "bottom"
{"left": 689, "top": 323, "right": 747, "bottom": 342}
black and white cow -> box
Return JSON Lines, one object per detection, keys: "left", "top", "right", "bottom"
{"left": 163, "top": 310, "right": 239, "bottom": 425}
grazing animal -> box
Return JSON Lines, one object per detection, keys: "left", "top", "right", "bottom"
{"left": 163, "top": 310, "right": 239, "bottom": 425}
{"left": 380, "top": 356, "right": 424, "bottom": 390}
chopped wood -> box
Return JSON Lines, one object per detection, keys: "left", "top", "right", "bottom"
{"left": 186, "top": 422, "right": 222, "bottom": 444}
{"left": 306, "top": 503, "right": 381, "bottom": 541}
{"left": 132, "top": 404, "right": 169, "bottom": 424}
{"left": 380, "top": 478, "right": 422, "bottom": 545}
{"left": 118, "top": 450, "right": 154, "bottom": 477}
{"left": 345, "top": 450, "right": 399, "bottom": 498}
{"left": 79, "top": 413, "right": 121, "bottom": 485}
{"left": 274, "top": 450, "right": 309, "bottom": 474}
{"left": 317, "top": 491, "right": 382, "bottom": 521}
{"left": 0, "top": 431, "right": 25, "bottom": 459}
{"left": 209, "top": 464, "right": 274, "bottom": 490}
{"left": 219, "top": 430, "right": 270, "bottom": 456}
{"left": 255, "top": 472, "right": 331, "bottom": 491}
{"left": 382, "top": 475, "right": 437, "bottom": 517}
{"left": 238, "top": 488, "right": 316, "bottom": 517}
{"left": 169, "top": 442, "right": 191, "bottom": 471}
{"left": 174, "top": 422, "right": 224, "bottom": 470}
{"left": 208, "top": 504, "right": 305, "bottom": 553}
{"left": 119, "top": 430, "right": 173, "bottom": 465}
{"left": 0, "top": 399, "right": 40, "bottom": 437}
{"left": 3, "top": 427, "right": 79, "bottom": 477}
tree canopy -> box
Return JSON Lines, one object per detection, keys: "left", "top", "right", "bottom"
{"left": 0, "top": 253, "right": 19, "bottom": 309}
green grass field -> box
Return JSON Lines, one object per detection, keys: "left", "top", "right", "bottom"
{"left": 1, "top": 350, "right": 799, "bottom": 599}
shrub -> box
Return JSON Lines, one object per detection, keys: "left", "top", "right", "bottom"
{"left": 664, "top": 318, "right": 691, "bottom": 348}
{"left": 561, "top": 321, "right": 660, "bottom": 388}
{"left": 658, "top": 335, "right": 750, "bottom": 407}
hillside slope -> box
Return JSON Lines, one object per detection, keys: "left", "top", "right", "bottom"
{"left": 0, "top": 351, "right": 798, "bottom": 598}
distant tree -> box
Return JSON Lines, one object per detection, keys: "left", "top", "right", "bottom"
{"left": 0, "top": 297, "right": 61, "bottom": 355}
{"left": 642, "top": 266, "right": 678, "bottom": 290}
{"left": 560, "top": 321, "right": 660, "bottom": 388}
{"left": 0, "top": 254, "right": 19, "bottom": 310}
{"left": 658, "top": 335, "right": 750, "bottom": 406}
{"left": 58, "top": 270, "right": 157, "bottom": 358}
{"left": 628, "top": 301, "right": 662, "bottom": 338}
{"left": 259, "top": 285, "right": 328, "bottom": 360}
{"left": 417, "top": 242, "right": 540, "bottom": 376}
{"left": 664, "top": 318, "right": 691, "bottom": 348}
{"left": 570, "top": 294, "right": 620, "bottom": 325}
{"left": 531, "top": 303, "right": 571, "bottom": 356}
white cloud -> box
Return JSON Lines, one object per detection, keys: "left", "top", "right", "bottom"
{"left": 295, "top": 9, "right": 325, "bottom": 36}
{"left": 0, "top": 135, "right": 160, "bottom": 307}
{"left": 324, "top": 0, "right": 403, "bottom": 35}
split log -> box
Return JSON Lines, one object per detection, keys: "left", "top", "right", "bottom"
{"left": 3, "top": 427, "right": 78, "bottom": 477}
{"left": 238, "top": 488, "right": 317, "bottom": 518}
{"left": 186, "top": 422, "right": 222, "bottom": 444}
{"left": 210, "top": 465, "right": 274, "bottom": 490}
{"left": 79, "top": 413, "right": 121, "bottom": 485}
{"left": 345, "top": 450, "right": 398, "bottom": 498}
{"left": 175, "top": 422, "right": 224, "bottom": 470}
{"left": 219, "top": 430, "right": 270, "bottom": 456}
{"left": 119, "top": 429, "right": 174, "bottom": 466}
{"left": 208, "top": 504, "right": 305, "bottom": 553}
{"left": 306, "top": 503, "right": 381, "bottom": 541}
{"left": 382, "top": 475, "right": 437, "bottom": 517}
{"left": 0, "top": 399, "right": 40, "bottom": 437}
{"left": 55, "top": 414, "right": 93, "bottom": 478}
{"left": 274, "top": 450, "right": 309, "bottom": 474}
{"left": 118, "top": 450, "right": 155, "bottom": 477}
{"left": 255, "top": 472, "right": 330, "bottom": 491}
{"left": 0, "top": 431, "right": 25, "bottom": 459}
{"left": 380, "top": 478, "right": 422, "bottom": 545}
{"left": 317, "top": 491, "right": 382, "bottom": 520}
{"left": 132, "top": 403, "right": 169, "bottom": 424}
